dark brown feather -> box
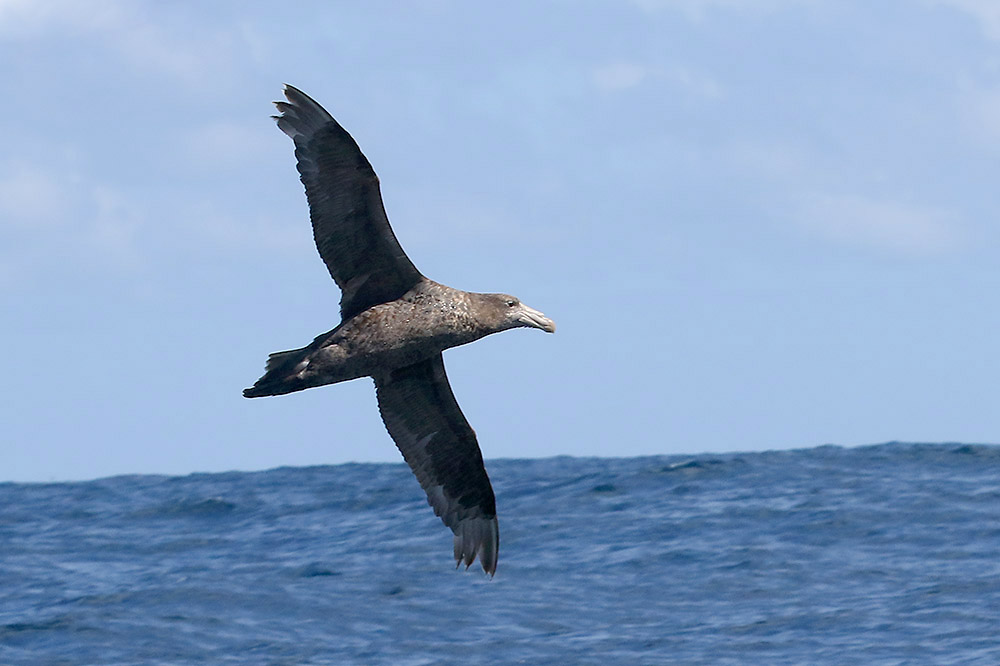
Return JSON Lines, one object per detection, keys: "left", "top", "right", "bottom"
{"left": 374, "top": 355, "right": 499, "bottom": 575}
{"left": 275, "top": 85, "right": 423, "bottom": 319}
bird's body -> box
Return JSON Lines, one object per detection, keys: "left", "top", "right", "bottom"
{"left": 244, "top": 86, "right": 554, "bottom": 576}
{"left": 245, "top": 280, "right": 541, "bottom": 397}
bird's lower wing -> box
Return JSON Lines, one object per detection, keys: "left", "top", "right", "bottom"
{"left": 374, "top": 354, "right": 499, "bottom": 575}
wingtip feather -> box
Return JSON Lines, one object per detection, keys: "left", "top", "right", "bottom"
{"left": 452, "top": 516, "right": 499, "bottom": 577}
{"left": 271, "top": 85, "right": 334, "bottom": 141}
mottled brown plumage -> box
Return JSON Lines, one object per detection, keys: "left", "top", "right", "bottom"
{"left": 244, "top": 85, "right": 555, "bottom": 576}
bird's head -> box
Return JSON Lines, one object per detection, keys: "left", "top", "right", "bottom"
{"left": 482, "top": 293, "right": 556, "bottom": 334}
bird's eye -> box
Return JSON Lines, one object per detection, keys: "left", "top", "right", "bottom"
{"left": 506, "top": 298, "right": 517, "bottom": 308}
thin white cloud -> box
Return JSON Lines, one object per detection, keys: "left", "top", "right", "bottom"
{"left": 721, "top": 140, "right": 809, "bottom": 180}
{"left": 631, "top": 0, "right": 817, "bottom": 18}
{"left": 591, "top": 62, "right": 724, "bottom": 98}
{"left": 0, "top": 161, "right": 144, "bottom": 273}
{"left": 930, "top": 0, "right": 1000, "bottom": 40}
{"left": 0, "top": 0, "right": 245, "bottom": 85}
{"left": 0, "top": 164, "right": 66, "bottom": 225}
{"left": 592, "top": 63, "right": 648, "bottom": 92}
{"left": 664, "top": 65, "right": 725, "bottom": 99}
{"left": 960, "top": 85, "right": 1000, "bottom": 146}
{"left": 797, "top": 193, "right": 963, "bottom": 255}
{"left": 179, "top": 122, "right": 275, "bottom": 173}
{"left": 90, "top": 185, "right": 142, "bottom": 265}
{"left": 170, "top": 198, "right": 307, "bottom": 256}
{"left": 0, "top": 0, "right": 120, "bottom": 37}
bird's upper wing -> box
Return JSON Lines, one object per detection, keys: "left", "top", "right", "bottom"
{"left": 274, "top": 85, "right": 424, "bottom": 320}
{"left": 374, "top": 354, "right": 500, "bottom": 576}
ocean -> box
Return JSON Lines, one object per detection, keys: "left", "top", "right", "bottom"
{"left": 2, "top": 443, "right": 999, "bottom": 665}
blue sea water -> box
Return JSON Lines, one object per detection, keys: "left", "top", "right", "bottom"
{"left": 2, "top": 443, "right": 1000, "bottom": 665}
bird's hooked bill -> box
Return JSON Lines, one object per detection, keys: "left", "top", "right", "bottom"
{"left": 518, "top": 304, "right": 556, "bottom": 333}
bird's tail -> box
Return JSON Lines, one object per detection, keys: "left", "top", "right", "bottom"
{"left": 243, "top": 348, "right": 310, "bottom": 398}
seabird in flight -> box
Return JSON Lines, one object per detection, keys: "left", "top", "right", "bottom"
{"left": 244, "top": 85, "right": 556, "bottom": 576}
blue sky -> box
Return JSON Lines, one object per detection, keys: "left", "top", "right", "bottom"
{"left": 2, "top": 0, "right": 998, "bottom": 481}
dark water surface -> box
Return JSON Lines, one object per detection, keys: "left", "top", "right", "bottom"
{"left": 2, "top": 443, "right": 999, "bottom": 664}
